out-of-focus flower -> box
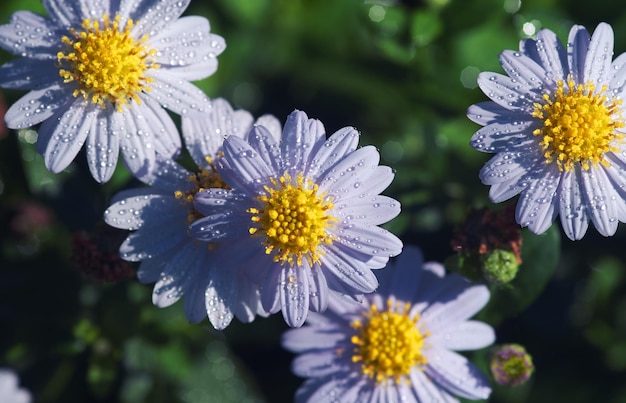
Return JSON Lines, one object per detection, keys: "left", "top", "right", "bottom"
{"left": 0, "top": 369, "right": 31, "bottom": 403}
{"left": 469, "top": 22, "right": 626, "bottom": 240}
{"left": 70, "top": 223, "right": 134, "bottom": 283}
{"left": 190, "top": 110, "right": 403, "bottom": 327}
{"left": 281, "top": 246, "right": 494, "bottom": 402}
{"left": 490, "top": 344, "right": 534, "bottom": 386}
{"left": 0, "top": 0, "right": 225, "bottom": 182}
{"left": 105, "top": 99, "right": 279, "bottom": 330}
{"left": 1, "top": 201, "right": 54, "bottom": 242}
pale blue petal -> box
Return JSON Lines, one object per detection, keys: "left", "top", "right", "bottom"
{"left": 498, "top": 50, "right": 546, "bottom": 97}
{"left": 0, "top": 59, "right": 59, "bottom": 90}
{"left": 430, "top": 320, "right": 495, "bottom": 351}
{"left": 281, "top": 110, "right": 326, "bottom": 175}
{"left": 583, "top": 22, "right": 613, "bottom": 85}
{"left": 152, "top": 243, "right": 203, "bottom": 308}
{"left": 128, "top": 97, "right": 181, "bottom": 160}
{"left": 137, "top": 256, "right": 169, "bottom": 283}
{"left": 515, "top": 165, "right": 561, "bottom": 235}
{"left": 476, "top": 72, "right": 534, "bottom": 112}
{"left": 280, "top": 263, "right": 310, "bottom": 327}
{"left": 261, "top": 264, "right": 282, "bottom": 314}
{"left": 521, "top": 28, "right": 568, "bottom": 83}
{"left": 5, "top": 84, "right": 73, "bottom": 129}
{"left": 182, "top": 98, "right": 253, "bottom": 166}
{"left": 86, "top": 108, "right": 118, "bottom": 183}
{"left": 467, "top": 101, "right": 525, "bottom": 126}
{"left": 221, "top": 135, "right": 274, "bottom": 192}
{"left": 421, "top": 283, "right": 490, "bottom": 332}
{"left": 253, "top": 114, "right": 282, "bottom": 141}
{"left": 105, "top": 193, "right": 176, "bottom": 231}
{"left": 39, "top": 100, "right": 96, "bottom": 174}
{"left": 379, "top": 246, "right": 423, "bottom": 303}
{"left": 145, "top": 70, "right": 210, "bottom": 116}
{"left": 318, "top": 145, "right": 379, "bottom": 194}
{"left": 291, "top": 351, "right": 341, "bottom": 378}
{"left": 471, "top": 120, "right": 537, "bottom": 153}
{"left": 479, "top": 149, "right": 542, "bottom": 187}
{"left": 116, "top": 107, "right": 156, "bottom": 180}
{"left": 333, "top": 222, "right": 403, "bottom": 261}
{"left": 410, "top": 368, "right": 458, "bottom": 403}
{"left": 353, "top": 166, "right": 394, "bottom": 196}
{"left": 319, "top": 245, "right": 379, "bottom": 294}
{"left": 281, "top": 325, "right": 346, "bottom": 352}
{"left": 308, "top": 264, "right": 329, "bottom": 312}
{"left": 151, "top": 17, "right": 224, "bottom": 68}
{"left": 205, "top": 275, "right": 236, "bottom": 330}
{"left": 558, "top": 170, "right": 590, "bottom": 240}
{"left": 128, "top": 0, "right": 190, "bottom": 38}
{"left": 246, "top": 125, "right": 282, "bottom": 173}
{"left": 567, "top": 25, "right": 591, "bottom": 84}
{"left": 334, "top": 195, "right": 400, "bottom": 226}
{"left": 0, "top": 11, "right": 60, "bottom": 56}
{"left": 580, "top": 166, "right": 619, "bottom": 236}
{"left": 309, "top": 127, "right": 360, "bottom": 179}
{"left": 424, "top": 347, "right": 492, "bottom": 400}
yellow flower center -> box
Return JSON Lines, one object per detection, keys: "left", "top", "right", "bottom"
{"left": 350, "top": 299, "right": 427, "bottom": 383}
{"left": 174, "top": 157, "right": 230, "bottom": 225}
{"left": 57, "top": 14, "right": 159, "bottom": 111}
{"left": 247, "top": 172, "right": 336, "bottom": 266}
{"left": 532, "top": 78, "right": 624, "bottom": 171}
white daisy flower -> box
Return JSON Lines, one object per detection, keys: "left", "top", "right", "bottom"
{"left": 0, "top": 0, "right": 225, "bottom": 182}
{"left": 469, "top": 22, "right": 626, "bottom": 240}
{"left": 0, "top": 368, "right": 31, "bottom": 403}
{"left": 104, "top": 99, "right": 278, "bottom": 330}
{"left": 190, "top": 110, "right": 403, "bottom": 327}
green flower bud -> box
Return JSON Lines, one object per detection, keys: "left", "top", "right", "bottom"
{"left": 481, "top": 249, "right": 519, "bottom": 284}
{"left": 490, "top": 344, "right": 534, "bottom": 386}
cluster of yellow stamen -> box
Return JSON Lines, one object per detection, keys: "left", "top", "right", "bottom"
{"left": 57, "top": 14, "right": 159, "bottom": 111}
{"left": 532, "top": 78, "right": 624, "bottom": 171}
{"left": 350, "top": 299, "right": 427, "bottom": 384}
{"left": 247, "top": 172, "right": 337, "bottom": 266}
{"left": 174, "top": 157, "right": 229, "bottom": 225}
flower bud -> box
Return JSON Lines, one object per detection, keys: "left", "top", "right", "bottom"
{"left": 481, "top": 249, "right": 519, "bottom": 285}
{"left": 490, "top": 344, "right": 534, "bottom": 386}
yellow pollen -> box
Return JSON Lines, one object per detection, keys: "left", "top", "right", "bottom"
{"left": 247, "top": 172, "right": 337, "bottom": 266}
{"left": 531, "top": 78, "right": 624, "bottom": 171}
{"left": 57, "top": 14, "right": 159, "bottom": 111}
{"left": 174, "top": 157, "right": 229, "bottom": 225}
{"left": 350, "top": 299, "right": 427, "bottom": 384}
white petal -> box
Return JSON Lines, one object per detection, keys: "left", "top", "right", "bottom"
{"left": 317, "top": 145, "right": 379, "bottom": 194}
{"left": 409, "top": 369, "right": 457, "bottom": 403}
{"left": 0, "top": 11, "right": 60, "bottom": 57}
{"left": 253, "top": 114, "right": 283, "bottom": 141}
{"left": 308, "top": 264, "right": 329, "bottom": 312}
{"left": 129, "top": 0, "right": 191, "bottom": 38}
{"left": 152, "top": 16, "right": 225, "bottom": 67}
{"left": 42, "top": 0, "right": 102, "bottom": 27}
{"left": 471, "top": 120, "right": 537, "bottom": 153}
{"left": 128, "top": 97, "right": 181, "bottom": 160}
{"left": 5, "top": 84, "right": 73, "bottom": 129}
{"left": 310, "top": 126, "right": 360, "bottom": 179}
{"left": 476, "top": 72, "right": 534, "bottom": 112}
{"left": 145, "top": 70, "right": 210, "bottom": 116}
{"left": 39, "top": 100, "right": 96, "bottom": 174}
{"left": 522, "top": 28, "right": 568, "bottom": 82}
{"left": 429, "top": 320, "right": 495, "bottom": 351}
{"left": 116, "top": 108, "right": 156, "bottom": 180}
{"left": 182, "top": 98, "right": 252, "bottom": 166}
{"left": 291, "top": 351, "right": 340, "bottom": 378}
{"left": 498, "top": 50, "right": 546, "bottom": 97}
{"left": 467, "top": 101, "right": 525, "bottom": 126}
{"left": 580, "top": 166, "right": 619, "bottom": 236}
{"left": 515, "top": 165, "right": 561, "bottom": 235}
{"left": 377, "top": 246, "right": 423, "bottom": 302}
{"left": 319, "top": 245, "right": 379, "bottom": 294}
{"left": 280, "top": 263, "right": 311, "bottom": 327}
{"left": 583, "top": 22, "right": 614, "bottom": 85}
{"left": 558, "top": 170, "right": 590, "bottom": 240}
{"left": 85, "top": 109, "right": 118, "bottom": 182}
{"left": 281, "top": 110, "right": 326, "bottom": 175}
{"left": 281, "top": 325, "right": 346, "bottom": 352}
{"left": 246, "top": 125, "right": 282, "bottom": 174}
{"left": 479, "top": 149, "right": 542, "bottom": 187}
{"left": 334, "top": 195, "right": 400, "bottom": 226}
{"left": 333, "top": 223, "right": 403, "bottom": 263}
{"left": 0, "top": 59, "right": 60, "bottom": 90}
{"left": 424, "top": 347, "right": 491, "bottom": 400}
{"left": 221, "top": 135, "right": 274, "bottom": 191}
{"left": 567, "top": 25, "right": 591, "bottom": 84}
{"left": 105, "top": 192, "right": 174, "bottom": 230}
{"left": 421, "top": 283, "right": 490, "bottom": 332}
{"left": 205, "top": 267, "right": 237, "bottom": 330}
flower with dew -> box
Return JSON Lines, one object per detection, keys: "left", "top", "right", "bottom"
{"left": 281, "top": 246, "right": 494, "bottom": 402}
{"left": 0, "top": 0, "right": 225, "bottom": 182}
{"left": 190, "top": 110, "right": 403, "bottom": 327}
{"left": 0, "top": 368, "right": 31, "bottom": 403}
{"left": 468, "top": 22, "right": 626, "bottom": 240}
{"left": 104, "top": 99, "right": 278, "bottom": 330}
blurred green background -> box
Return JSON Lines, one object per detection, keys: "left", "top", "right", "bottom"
{"left": 1, "top": 0, "right": 626, "bottom": 401}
